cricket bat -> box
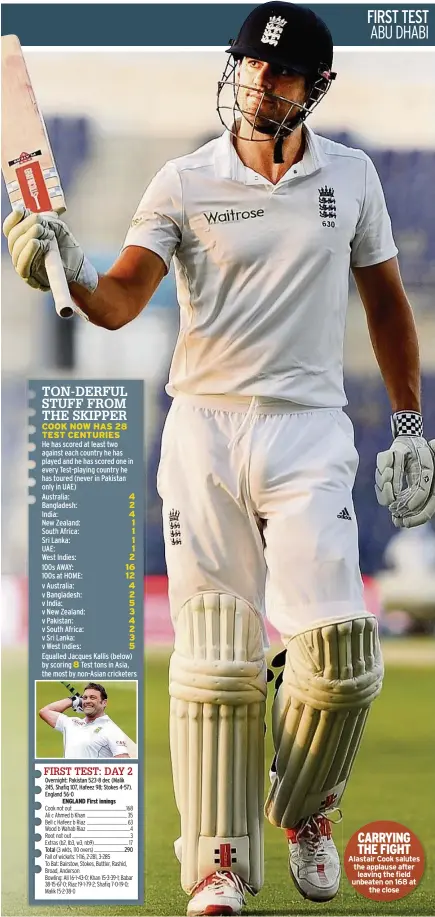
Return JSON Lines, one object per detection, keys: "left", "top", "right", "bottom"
{"left": 60, "top": 681, "right": 138, "bottom": 758}
{"left": 1, "top": 35, "right": 74, "bottom": 318}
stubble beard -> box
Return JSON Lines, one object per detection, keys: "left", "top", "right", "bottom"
{"left": 239, "top": 90, "right": 300, "bottom": 138}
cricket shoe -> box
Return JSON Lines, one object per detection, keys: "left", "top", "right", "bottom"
{"left": 286, "top": 813, "right": 340, "bottom": 902}
{"left": 187, "top": 871, "right": 246, "bottom": 916}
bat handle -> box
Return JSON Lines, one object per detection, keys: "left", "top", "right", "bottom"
{"left": 45, "top": 239, "right": 75, "bottom": 319}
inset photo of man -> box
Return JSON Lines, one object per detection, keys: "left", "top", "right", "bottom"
{"left": 35, "top": 680, "right": 137, "bottom": 759}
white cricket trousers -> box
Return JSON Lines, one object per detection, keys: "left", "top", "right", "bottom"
{"left": 157, "top": 395, "right": 366, "bottom": 640}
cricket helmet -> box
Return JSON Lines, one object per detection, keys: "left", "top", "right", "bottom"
{"left": 217, "top": 1, "right": 336, "bottom": 162}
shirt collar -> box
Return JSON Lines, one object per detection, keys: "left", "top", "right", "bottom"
{"left": 84, "top": 714, "right": 109, "bottom": 726}
{"left": 214, "top": 124, "right": 326, "bottom": 185}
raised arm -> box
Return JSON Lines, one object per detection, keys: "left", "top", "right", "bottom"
{"left": 70, "top": 245, "right": 166, "bottom": 329}
{"left": 39, "top": 697, "right": 73, "bottom": 728}
{"left": 3, "top": 162, "right": 180, "bottom": 328}
{"left": 3, "top": 206, "right": 166, "bottom": 330}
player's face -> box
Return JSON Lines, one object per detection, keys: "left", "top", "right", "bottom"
{"left": 82, "top": 689, "right": 106, "bottom": 718}
{"left": 236, "top": 58, "right": 308, "bottom": 136}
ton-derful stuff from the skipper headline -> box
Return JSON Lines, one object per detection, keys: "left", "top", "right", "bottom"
{"left": 40, "top": 384, "right": 129, "bottom": 422}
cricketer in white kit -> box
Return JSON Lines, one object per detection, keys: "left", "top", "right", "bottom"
{"left": 38, "top": 682, "right": 131, "bottom": 759}
{"left": 5, "top": 1, "right": 435, "bottom": 913}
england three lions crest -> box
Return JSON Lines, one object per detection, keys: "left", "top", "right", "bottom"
{"left": 318, "top": 186, "right": 337, "bottom": 227}
{"left": 261, "top": 15, "right": 287, "bottom": 46}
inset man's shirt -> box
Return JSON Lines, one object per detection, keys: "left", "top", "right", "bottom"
{"left": 55, "top": 713, "right": 129, "bottom": 758}
{"left": 124, "top": 126, "right": 398, "bottom": 407}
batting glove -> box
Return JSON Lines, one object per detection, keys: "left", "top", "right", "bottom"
{"left": 375, "top": 411, "right": 435, "bottom": 528}
{"left": 3, "top": 206, "right": 98, "bottom": 293}
{"left": 71, "top": 694, "right": 84, "bottom": 712}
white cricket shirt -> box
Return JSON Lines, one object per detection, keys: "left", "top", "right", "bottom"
{"left": 55, "top": 713, "right": 129, "bottom": 758}
{"left": 124, "top": 127, "right": 398, "bottom": 407}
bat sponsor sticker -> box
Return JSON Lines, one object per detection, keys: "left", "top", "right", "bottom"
{"left": 8, "top": 149, "right": 42, "bottom": 167}
{"left": 16, "top": 161, "right": 51, "bottom": 212}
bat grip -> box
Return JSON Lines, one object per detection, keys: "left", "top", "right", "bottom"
{"left": 61, "top": 681, "right": 76, "bottom": 695}
{"left": 45, "top": 240, "right": 75, "bottom": 319}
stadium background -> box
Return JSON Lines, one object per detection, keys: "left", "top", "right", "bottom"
{"left": 1, "top": 48, "right": 435, "bottom": 915}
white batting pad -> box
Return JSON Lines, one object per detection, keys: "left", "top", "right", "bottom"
{"left": 169, "top": 593, "right": 267, "bottom": 893}
{"left": 265, "top": 614, "right": 384, "bottom": 828}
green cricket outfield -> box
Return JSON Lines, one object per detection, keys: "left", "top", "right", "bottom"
{"left": 2, "top": 642, "right": 434, "bottom": 916}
